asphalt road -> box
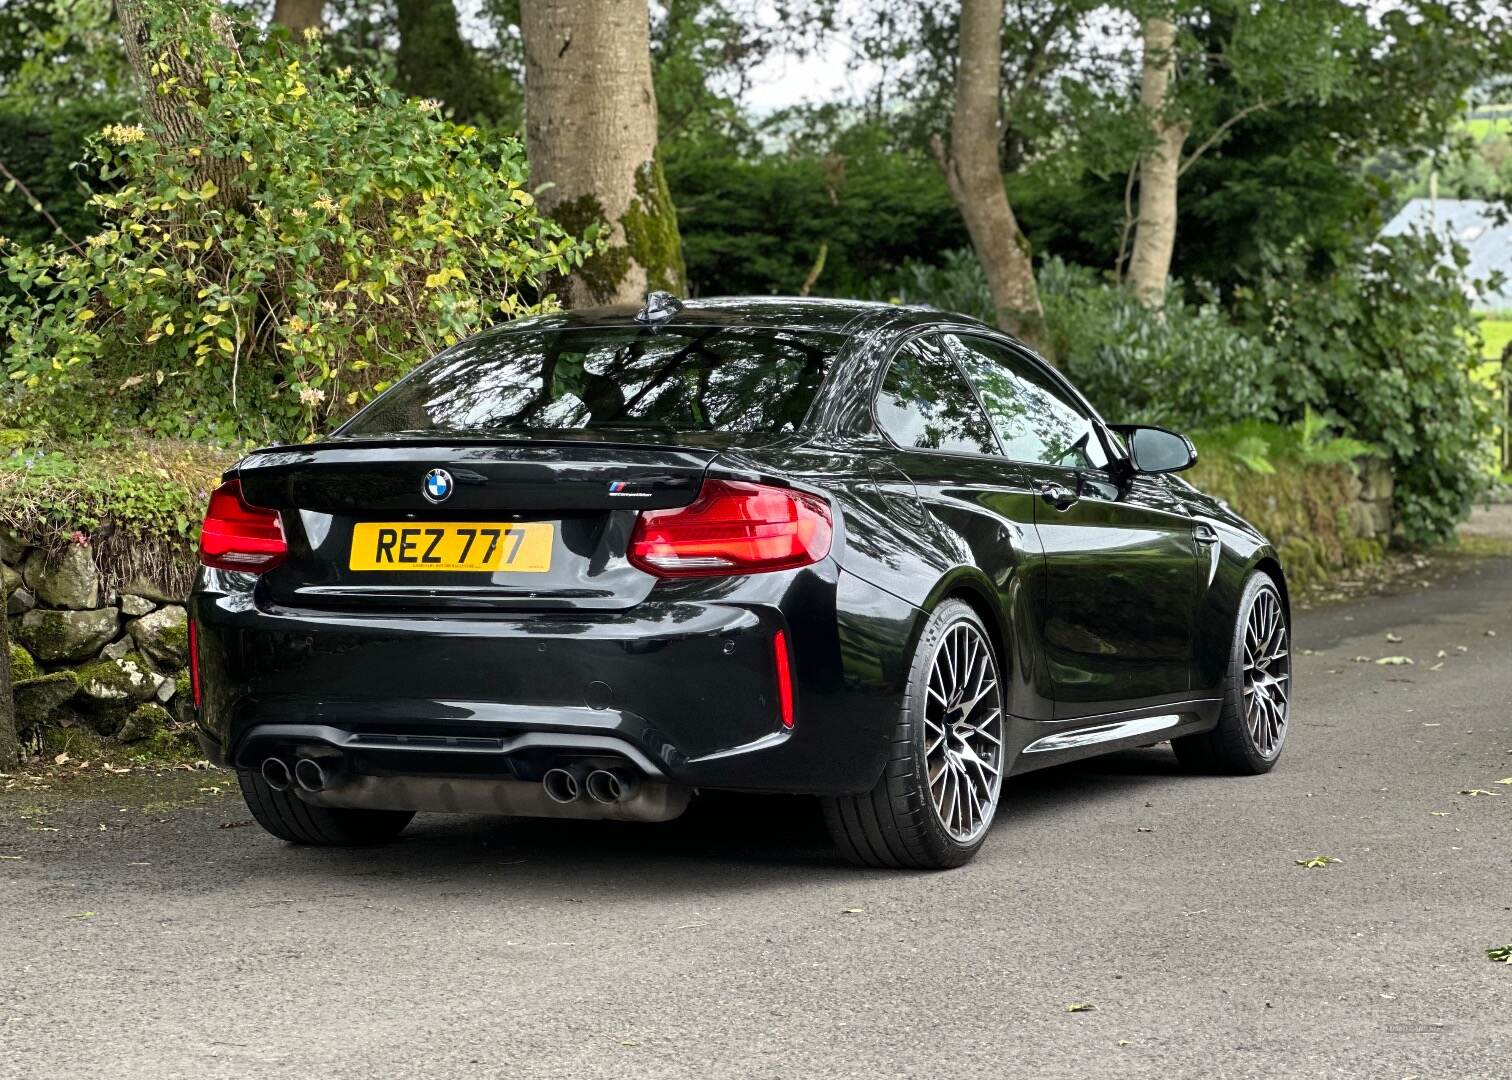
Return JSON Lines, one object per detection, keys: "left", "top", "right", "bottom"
{"left": 3, "top": 558, "right": 1511, "bottom": 1080}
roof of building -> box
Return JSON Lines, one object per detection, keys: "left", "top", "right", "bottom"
{"left": 1380, "top": 198, "right": 1512, "bottom": 311}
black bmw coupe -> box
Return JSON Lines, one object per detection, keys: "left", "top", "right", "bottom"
{"left": 190, "top": 294, "right": 1291, "bottom": 869}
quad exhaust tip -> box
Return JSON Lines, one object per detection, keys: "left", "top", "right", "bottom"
{"left": 585, "top": 768, "right": 638, "bottom": 805}
{"left": 294, "top": 757, "right": 329, "bottom": 793}
{"left": 541, "top": 766, "right": 583, "bottom": 804}
{"left": 261, "top": 757, "right": 292, "bottom": 792}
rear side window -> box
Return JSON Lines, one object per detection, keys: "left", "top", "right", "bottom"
{"left": 344, "top": 325, "right": 843, "bottom": 437}
{"left": 874, "top": 336, "right": 999, "bottom": 456}
{"left": 945, "top": 334, "right": 1111, "bottom": 470}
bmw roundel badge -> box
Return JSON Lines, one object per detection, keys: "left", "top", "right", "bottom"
{"left": 422, "top": 468, "right": 454, "bottom": 504}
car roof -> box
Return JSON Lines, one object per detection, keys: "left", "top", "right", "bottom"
{"left": 471, "top": 295, "right": 971, "bottom": 339}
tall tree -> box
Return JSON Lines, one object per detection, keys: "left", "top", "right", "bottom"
{"left": 115, "top": 0, "right": 244, "bottom": 202}
{"left": 932, "top": 0, "right": 1048, "bottom": 352}
{"left": 1124, "top": 14, "right": 1187, "bottom": 307}
{"left": 271, "top": 0, "right": 324, "bottom": 32}
{"left": 520, "top": 0, "right": 685, "bottom": 306}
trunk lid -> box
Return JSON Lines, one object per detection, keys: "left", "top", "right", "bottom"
{"left": 234, "top": 432, "right": 753, "bottom": 612}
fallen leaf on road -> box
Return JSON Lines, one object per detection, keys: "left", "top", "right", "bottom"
{"left": 1436, "top": 650, "right": 1448, "bottom": 659}
{"left": 1495, "top": 778, "right": 1512, "bottom": 785}
{"left": 0, "top": 855, "right": 22, "bottom": 861}
{"left": 218, "top": 820, "right": 255, "bottom": 829}
{"left": 1429, "top": 662, "right": 1444, "bottom": 671}
{"left": 53, "top": 753, "right": 69, "bottom": 765}
{"left": 1456, "top": 646, "right": 1469, "bottom": 653}
{"left": 1386, "top": 633, "right": 1403, "bottom": 643}
{"left": 1487, "top": 630, "right": 1498, "bottom": 638}
{"left": 1065, "top": 1002, "right": 1096, "bottom": 1013}
{"left": 1428, "top": 811, "right": 1451, "bottom": 816}
{"left": 1136, "top": 826, "right": 1154, "bottom": 833}
{"left": 1297, "top": 855, "right": 1341, "bottom": 869}
{"left": 1489, "top": 944, "right": 1512, "bottom": 963}
{"left": 1459, "top": 789, "right": 1498, "bottom": 797}
{"left": 1375, "top": 656, "right": 1414, "bottom": 666}
{"left": 840, "top": 907, "right": 865, "bottom": 915}
{"left": 1351, "top": 656, "right": 1372, "bottom": 663}
{"left": 66, "top": 911, "right": 95, "bottom": 919}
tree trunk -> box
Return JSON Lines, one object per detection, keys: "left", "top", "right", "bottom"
{"left": 115, "top": 0, "right": 245, "bottom": 202}
{"left": 0, "top": 580, "right": 19, "bottom": 767}
{"left": 1126, "top": 16, "right": 1190, "bottom": 309}
{"left": 271, "top": 0, "right": 325, "bottom": 32}
{"left": 520, "top": 0, "right": 685, "bottom": 307}
{"left": 934, "top": 0, "right": 1048, "bottom": 356}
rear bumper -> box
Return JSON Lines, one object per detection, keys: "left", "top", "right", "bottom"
{"left": 191, "top": 565, "right": 917, "bottom": 795}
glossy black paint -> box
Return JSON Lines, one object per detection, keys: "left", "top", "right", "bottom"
{"left": 192, "top": 297, "right": 1285, "bottom": 799}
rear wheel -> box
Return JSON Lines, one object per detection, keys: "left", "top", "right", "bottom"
{"left": 1173, "top": 570, "right": 1290, "bottom": 774}
{"left": 236, "top": 767, "right": 414, "bottom": 845}
{"left": 824, "top": 599, "right": 1005, "bottom": 870}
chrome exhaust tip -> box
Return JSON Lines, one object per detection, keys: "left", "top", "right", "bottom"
{"left": 584, "top": 768, "right": 638, "bottom": 805}
{"left": 261, "top": 757, "right": 292, "bottom": 792}
{"left": 294, "top": 757, "right": 329, "bottom": 793}
{"left": 541, "top": 767, "right": 583, "bottom": 804}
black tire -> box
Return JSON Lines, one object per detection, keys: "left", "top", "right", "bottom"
{"left": 236, "top": 767, "right": 414, "bottom": 845}
{"left": 823, "top": 598, "right": 1004, "bottom": 870}
{"left": 1173, "top": 570, "right": 1290, "bottom": 775}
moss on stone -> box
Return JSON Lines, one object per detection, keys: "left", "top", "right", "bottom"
{"left": 14, "top": 670, "right": 80, "bottom": 736}
{"left": 8, "top": 641, "right": 38, "bottom": 682}
{"left": 620, "top": 156, "right": 686, "bottom": 295}
{"left": 118, "top": 702, "right": 170, "bottom": 743}
{"left": 75, "top": 653, "right": 161, "bottom": 706}
{"left": 41, "top": 724, "right": 111, "bottom": 759}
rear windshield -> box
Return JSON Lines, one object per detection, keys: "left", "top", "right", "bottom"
{"left": 343, "top": 325, "right": 843, "bottom": 437}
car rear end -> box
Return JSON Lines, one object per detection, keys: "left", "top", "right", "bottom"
{"left": 189, "top": 313, "right": 889, "bottom": 825}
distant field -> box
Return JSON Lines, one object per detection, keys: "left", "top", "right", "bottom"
{"left": 1468, "top": 105, "right": 1512, "bottom": 140}
{"left": 1483, "top": 318, "right": 1512, "bottom": 361}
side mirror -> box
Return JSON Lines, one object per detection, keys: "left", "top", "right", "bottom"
{"left": 1113, "top": 424, "right": 1197, "bottom": 474}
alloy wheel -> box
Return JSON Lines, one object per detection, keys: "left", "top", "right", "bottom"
{"left": 1243, "top": 586, "right": 1290, "bottom": 758}
{"left": 923, "top": 621, "right": 1004, "bottom": 843}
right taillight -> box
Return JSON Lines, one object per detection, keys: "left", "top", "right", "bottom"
{"left": 199, "top": 479, "right": 287, "bottom": 572}
{"left": 627, "top": 479, "right": 833, "bottom": 577}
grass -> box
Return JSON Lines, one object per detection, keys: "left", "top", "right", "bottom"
{"left": 1479, "top": 318, "right": 1511, "bottom": 362}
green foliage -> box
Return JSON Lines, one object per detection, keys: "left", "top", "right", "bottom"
{"left": 0, "top": 9, "right": 586, "bottom": 446}
{"left": 876, "top": 251, "right": 1278, "bottom": 429}
{"left": 666, "top": 137, "right": 965, "bottom": 298}
{"left": 0, "top": 434, "right": 230, "bottom": 595}
{"left": 1234, "top": 232, "right": 1498, "bottom": 545}
{"left": 0, "top": 97, "right": 126, "bottom": 256}
{"left": 1037, "top": 259, "right": 1279, "bottom": 428}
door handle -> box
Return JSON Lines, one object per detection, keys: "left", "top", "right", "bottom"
{"left": 1193, "top": 524, "right": 1219, "bottom": 545}
{"left": 1038, "top": 481, "right": 1079, "bottom": 511}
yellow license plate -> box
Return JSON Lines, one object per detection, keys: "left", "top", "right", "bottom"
{"left": 349, "top": 522, "right": 554, "bottom": 573}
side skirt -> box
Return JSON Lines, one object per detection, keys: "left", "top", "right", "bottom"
{"left": 1004, "top": 699, "right": 1222, "bottom": 776}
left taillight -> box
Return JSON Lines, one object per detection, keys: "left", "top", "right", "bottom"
{"left": 199, "top": 479, "right": 287, "bottom": 572}
{"left": 627, "top": 479, "right": 833, "bottom": 578}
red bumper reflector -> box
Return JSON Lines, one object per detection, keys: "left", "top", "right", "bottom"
{"left": 627, "top": 479, "right": 832, "bottom": 577}
{"left": 199, "top": 479, "right": 287, "bottom": 572}
{"left": 188, "top": 619, "right": 202, "bottom": 709}
{"left": 773, "top": 628, "right": 795, "bottom": 729}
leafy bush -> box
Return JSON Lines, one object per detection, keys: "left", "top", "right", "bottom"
{"left": 0, "top": 10, "right": 586, "bottom": 446}
{"left": 1235, "top": 232, "right": 1498, "bottom": 544}
{"left": 1038, "top": 259, "right": 1280, "bottom": 429}
{"left": 872, "top": 251, "right": 1279, "bottom": 429}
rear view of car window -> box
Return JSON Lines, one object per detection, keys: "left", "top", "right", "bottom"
{"left": 344, "top": 325, "right": 843, "bottom": 437}
{"left": 945, "top": 334, "right": 1110, "bottom": 470}
{"left": 875, "top": 336, "right": 999, "bottom": 456}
